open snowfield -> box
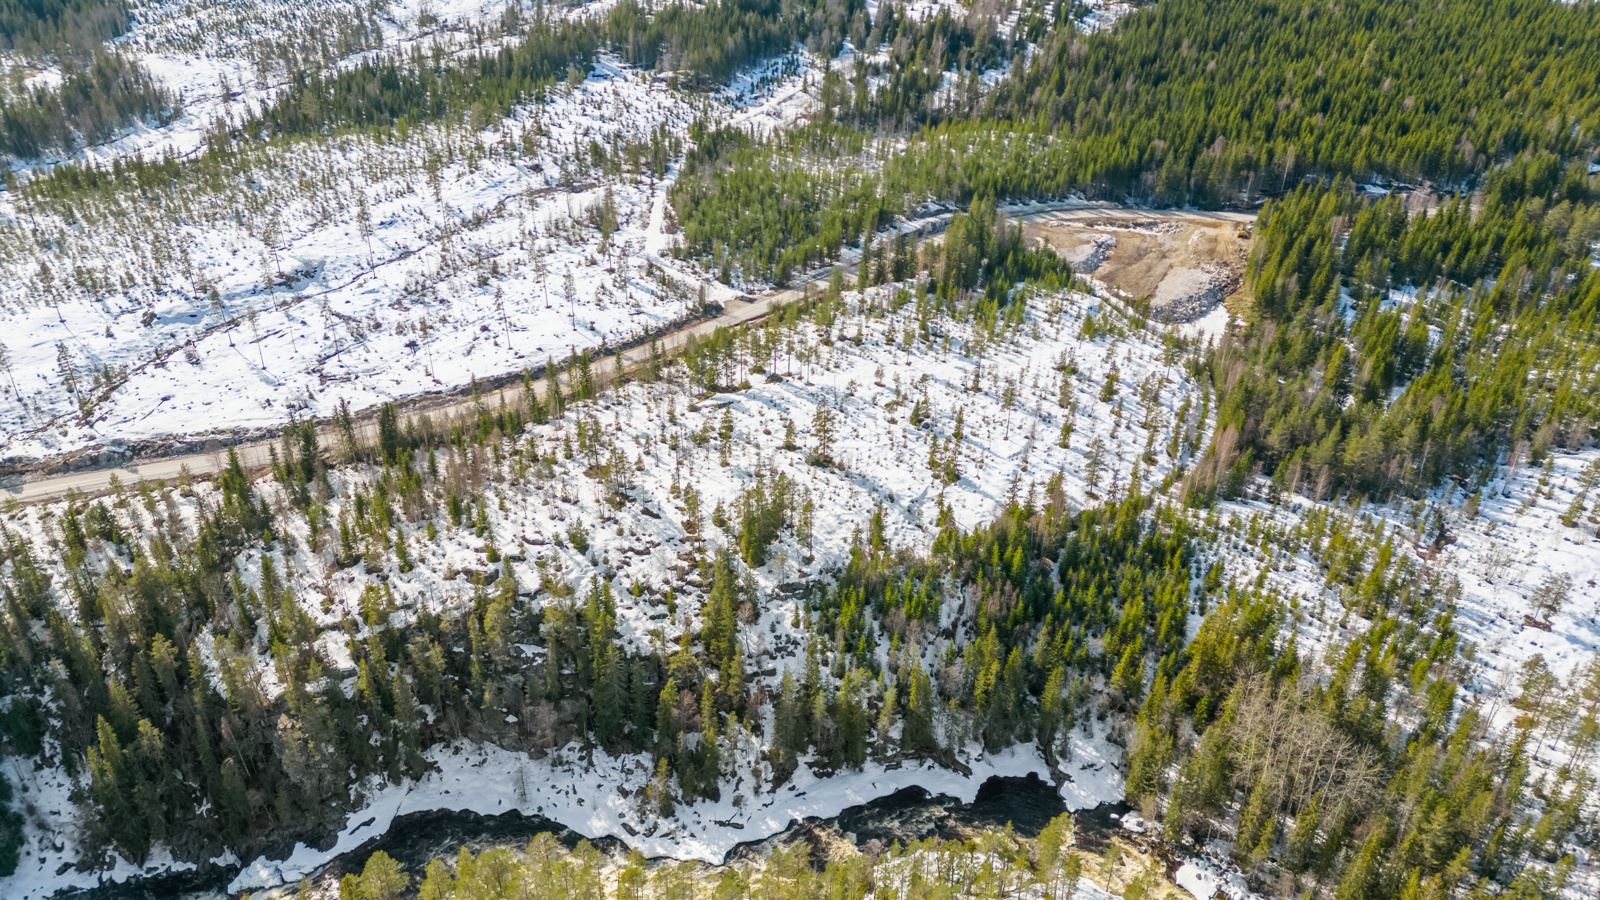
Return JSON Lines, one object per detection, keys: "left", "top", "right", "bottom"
{"left": 0, "top": 45, "right": 846, "bottom": 465}
{"left": 0, "top": 0, "right": 861, "bottom": 467}
{"left": 0, "top": 60, "right": 699, "bottom": 462}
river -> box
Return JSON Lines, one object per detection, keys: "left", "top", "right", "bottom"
{"left": 59, "top": 775, "right": 1131, "bottom": 898}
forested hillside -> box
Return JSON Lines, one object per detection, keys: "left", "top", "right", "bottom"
{"left": 2, "top": 248, "right": 1591, "bottom": 897}
{"left": 0, "top": 254, "right": 1200, "bottom": 880}
{"left": 672, "top": 0, "right": 1600, "bottom": 279}
{"left": 669, "top": 0, "right": 1600, "bottom": 504}
{"left": 0, "top": 50, "right": 175, "bottom": 157}
{"left": 1192, "top": 157, "right": 1600, "bottom": 500}
{"left": 247, "top": 0, "right": 861, "bottom": 140}
{"left": 0, "top": 0, "right": 128, "bottom": 55}
{"left": 987, "top": 0, "right": 1600, "bottom": 200}
{"left": 2, "top": 0, "right": 1599, "bottom": 897}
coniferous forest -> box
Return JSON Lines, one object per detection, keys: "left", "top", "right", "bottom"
{"left": 3, "top": 241, "right": 1595, "bottom": 896}
{"left": 1, "top": 0, "right": 1599, "bottom": 897}
{"left": 0, "top": 0, "right": 129, "bottom": 55}
{"left": 672, "top": 0, "right": 1600, "bottom": 278}
{"left": 0, "top": 50, "right": 176, "bottom": 158}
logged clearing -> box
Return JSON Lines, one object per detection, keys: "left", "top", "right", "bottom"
{"left": 1022, "top": 207, "right": 1253, "bottom": 322}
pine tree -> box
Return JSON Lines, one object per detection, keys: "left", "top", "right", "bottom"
{"left": 902, "top": 665, "right": 935, "bottom": 755}
{"left": 655, "top": 675, "right": 679, "bottom": 756}
{"left": 347, "top": 851, "right": 409, "bottom": 900}
{"left": 377, "top": 403, "right": 401, "bottom": 463}
{"left": 809, "top": 405, "right": 837, "bottom": 466}
{"left": 1335, "top": 821, "right": 1392, "bottom": 900}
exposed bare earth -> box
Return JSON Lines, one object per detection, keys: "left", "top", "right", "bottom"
{"left": 1022, "top": 206, "right": 1254, "bottom": 322}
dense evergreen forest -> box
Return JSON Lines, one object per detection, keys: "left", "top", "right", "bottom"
{"left": 985, "top": 0, "right": 1600, "bottom": 200}
{"left": 1188, "top": 156, "right": 1600, "bottom": 501}
{"left": 672, "top": 0, "right": 1600, "bottom": 279}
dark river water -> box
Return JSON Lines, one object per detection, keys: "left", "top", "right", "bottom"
{"left": 60, "top": 774, "right": 1130, "bottom": 898}
{"left": 737, "top": 771, "right": 1131, "bottom": 862}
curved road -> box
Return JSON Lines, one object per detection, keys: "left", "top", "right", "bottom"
{"left": 5, "top": 203, "right": 1254, "bottom": 505}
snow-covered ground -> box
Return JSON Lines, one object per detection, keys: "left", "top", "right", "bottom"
{"left": 0, "top": 752, "right": 245, "bottom": 900}
{"left": 8, "top": 233, "right": 1589, "bottom": 897}
{"left": 5, "top": 276, "right": 1202, "bottom": 669}
{"left": 0, "top": 47, "right": 847, "bottom": 463}
{"left": 12, "top": 3, "right": 1590, "bottom": 896}
{"left": 0, "top": 0, "right": 871, "bottom": 469}
{"left": 0, "top": 0, "right": 1128, "bottom": 466}
{"left": 1215, "top": 449, "right": 1600, "bottom": 712}
{"left": 1204, "top": 451, "right": 1600, "bottom": 895}
{"left": 1176, "top": 853, "right": 1260, "bottom": 900}
{"left": 6, "top": 0, "right": 608, "bottom": 172}
{"left": 227, "top": 734, "right": 1121, "bottom": 893}
{"left": 717, "top": 49, "right": 824, "bottom": 136}
{"left": 0, "top": 60, "right": 693, "bottom": 461}
{"left": 1075, "top": 0, "right": 1138, "bottom": 32}
{"left": 257, "top": 282, "right": 1199, "bottom": 659}
{"left": 0, "top": 280, "right": 1189, "bottom": 897}
{"left": 0, "top": 736, "right": 1111, "bottom": 898}
{"left": 893, "top": 0, "right": 1137, "bottom": 35}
